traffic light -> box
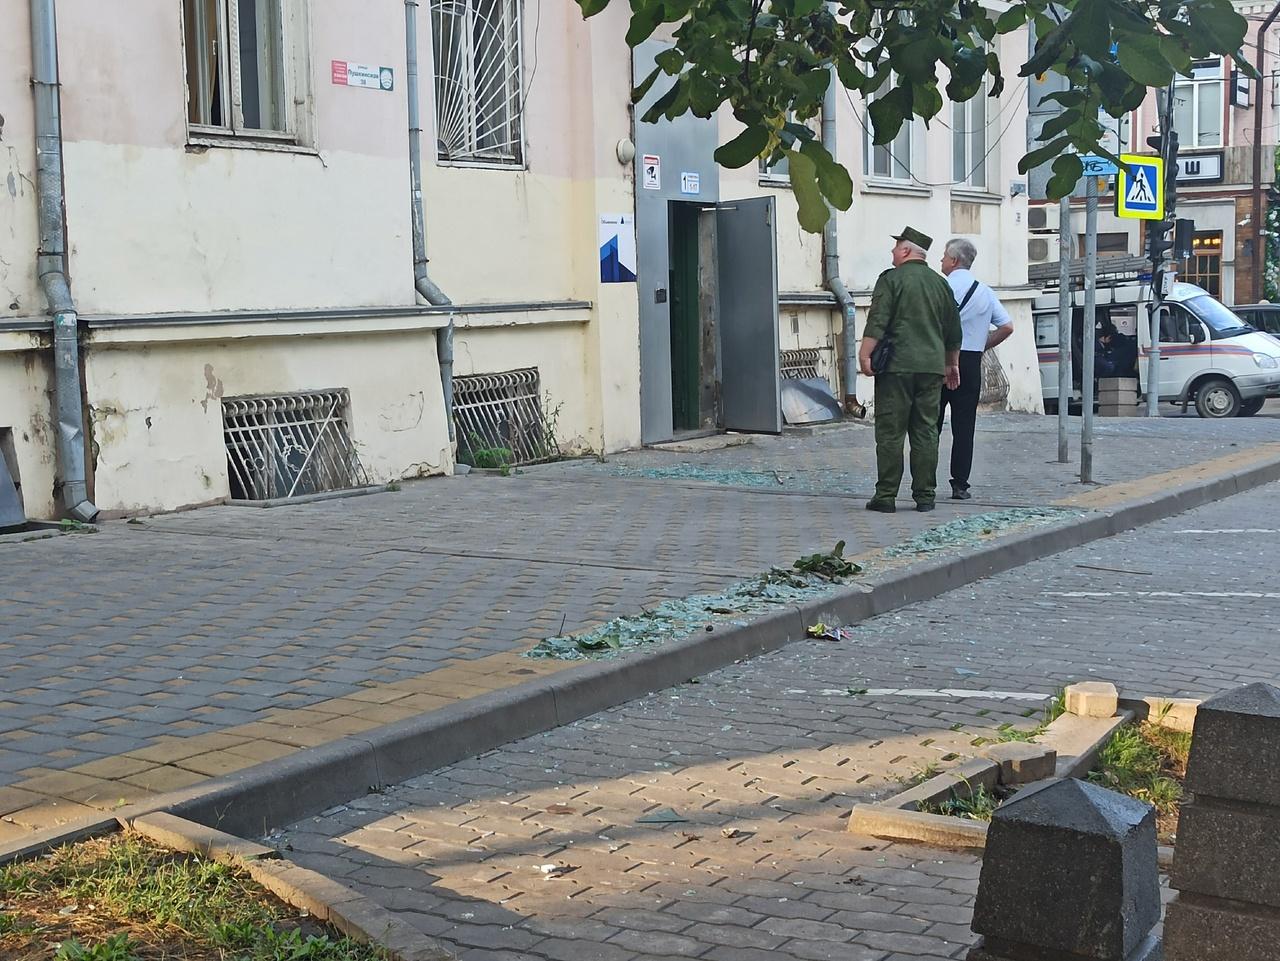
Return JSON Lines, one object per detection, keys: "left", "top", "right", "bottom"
{"left": 1173, "top": 218, "right": 1195, "bottom": 261}
{"left": 1147, "top": 219, "right": 1175, "bottom": 262}
{"left": 1164, "top": 130, "right": 1179, "bottom": 218}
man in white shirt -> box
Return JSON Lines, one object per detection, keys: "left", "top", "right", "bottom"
{"left": 938, "top": 238, "right": 1014, "bottom": 500}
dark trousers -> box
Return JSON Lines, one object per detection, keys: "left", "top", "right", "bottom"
{"left": 873, "top": 372, "right": 944, "bottom": 505}
{"left": 938, "top": 350, "right": 984, "bottom": 491}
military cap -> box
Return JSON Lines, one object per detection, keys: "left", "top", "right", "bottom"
{"left": 892, "top": 226, "right": 933, "bottom": 251}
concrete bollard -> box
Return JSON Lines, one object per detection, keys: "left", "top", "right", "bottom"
{"left": 1165, "top": 682, "right": 1280, "bottom": 961}
{"left": 968, "top": 778, "right": 1162, "bottom": 961}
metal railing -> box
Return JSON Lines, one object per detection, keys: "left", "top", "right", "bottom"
{"left": 222, "top": 389, "right": 368, "bottom": 501}
{"left": 453, "top": 368, "right": 558, "bottom": 468}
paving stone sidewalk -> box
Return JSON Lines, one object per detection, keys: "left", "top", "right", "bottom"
{"left": 0, "top": 413, "right": 1277, "bottom": 843}
{"left": 272, "top": 483, "right": 1280, "bottom": 961}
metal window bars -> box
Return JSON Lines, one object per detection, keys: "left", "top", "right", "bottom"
{"left": 222, "top": 389, "right": 369, "bottom": 501}
{"left": 431, "top": 0, "right": 523, "bottom": 164}
{"left": 453, "top": 368, "right": 558, "bottom": 468}
{"left": 780, "top": 348, "right": 823, "bottom": 380}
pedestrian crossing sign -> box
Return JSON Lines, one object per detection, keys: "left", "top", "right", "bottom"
{"left": 1115, "top": 153, "right": 1164, "bottom": 220}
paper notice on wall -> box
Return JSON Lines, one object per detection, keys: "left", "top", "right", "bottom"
{"left": 331, "top": 61, "right": 394, "bottom": 91}
{"left": 642, "top": 155, "right": 661, "bottom": 190}
{"left": 599, "top": 214, "right": 637, "bottom": 284}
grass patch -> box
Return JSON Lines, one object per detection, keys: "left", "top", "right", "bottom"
{"left": 1089, "top": 721, "right": 1190, "bottom": 842}
{"left": 0, "top": 836, "right": 385, "bottom": 961}
{"left": 918, "top": 783, "right": 1011, "bottom": 822}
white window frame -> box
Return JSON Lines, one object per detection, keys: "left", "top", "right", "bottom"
{"left": 431, "top": 0, "right": 526, "bottom": 168}
{"left": 863, "top": 79, "right": 916, "bottom": 183}
{"left": 951, "top": 85, "right": 990, "bottom": 190}
{"left": 181, "top": 0, "right": 313, "bottom": 149}
{"left": 1169, "top": 59, "right": 1225, "bottom": 149}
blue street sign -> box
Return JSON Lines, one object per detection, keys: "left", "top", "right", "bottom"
{"left": 1079, "top": 155, "right": 1118, "bottom": 177}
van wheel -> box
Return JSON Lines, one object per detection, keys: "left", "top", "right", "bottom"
{"left": 1239, "top": 397, "right": 1266, "bottom": 417}
{"left": 1194, "top": 378, "right": 1241, "bottom": 418}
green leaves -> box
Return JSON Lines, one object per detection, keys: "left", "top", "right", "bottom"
{"left": 577, "top": 0, "right": 1255, "bottom": 231}
{"left": 1046, "top": 154, "right": 1084, "bottom": 201}
{"left": 714, "top": 125, "right": 769, "bottom": 168}
{"left": 787, "top": 151, "right": 830, "bottom": 233}
{"left": 1116, "top": 36, "right": 1175, "bottom": 88}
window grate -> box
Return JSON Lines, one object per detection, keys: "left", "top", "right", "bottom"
{"left": 780, "top": 348, "right": 823, "bottom": 380}
{"left": 222, "top": 389, "right": 368, "bottom": 501}
{"left": 432, "top": 0, "right": 524, "bottom": 164}
{"left": 454, "top": 368, "right": 558, "bottom": 468}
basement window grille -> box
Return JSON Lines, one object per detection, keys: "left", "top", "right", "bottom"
{"left": 780, "top": 348, "right": 823, "bottom": 380}
{"left": 454, "top": 368, "right": 558, "bottom": 468}
{"left": 222, "top": 389, "right": 368, "bottom": 501}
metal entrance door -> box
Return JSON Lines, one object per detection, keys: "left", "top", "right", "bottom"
{"left": 717, "top": 196, "right": 782, "bottom": 433}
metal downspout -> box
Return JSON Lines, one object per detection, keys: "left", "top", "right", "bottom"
{"left": 405, "top": 0, "right": 456, "bottom": 442}
{"left": 822, "top": 66, "right": 862, "bottom": 416}
{"left": 30, "top": 0, "right": 97, "bottom": 521}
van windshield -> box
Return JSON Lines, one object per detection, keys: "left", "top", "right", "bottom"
{"left": 1184, "top": 295, "right": 1255, "bottom": 338}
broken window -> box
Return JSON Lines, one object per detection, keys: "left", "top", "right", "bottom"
{"left": 183, "top": 0, "right": 299, "bottom": 140}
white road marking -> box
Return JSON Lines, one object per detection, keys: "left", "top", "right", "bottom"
{"left": 1046, "top": 590, "right": 1280, "bottom": 599}
{"left": 1174, "top": 528, "right": 1280, "bottom": 534}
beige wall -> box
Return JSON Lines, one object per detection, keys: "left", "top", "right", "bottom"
{"left": 0, "top": 335, "right": 57, "bottom": 519}
{"left": 83, "top": 324, "right": 449, "bottom": 514}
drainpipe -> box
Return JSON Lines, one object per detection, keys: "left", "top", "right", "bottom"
{"left": 822, "top": 64, "right": 862, "bottom": 416}
{"left": 405, "top": 0, "right": 456, "bottom": 442}
{"left": 30, "top": 0, "right": 97, "bottom": 521}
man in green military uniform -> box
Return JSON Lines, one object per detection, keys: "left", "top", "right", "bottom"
{"left": 858, "top": 227, "right": 962, "bottom": 513}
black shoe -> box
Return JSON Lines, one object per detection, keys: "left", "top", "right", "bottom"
{"left": 915, "top": 501, "right": 936, "bottom": 512}
{"left": 951, "top": 486, "right": 972, "bottom": 500}
{"left": 865, "top": 500, "right": 896, "bottom": 513}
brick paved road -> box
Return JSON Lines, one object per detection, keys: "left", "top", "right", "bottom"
{"left": 273, "top": 482, "right": 1280, "bottom": 961}
{"left": 0, "top": 413, "right": 1276, "bottom": 838}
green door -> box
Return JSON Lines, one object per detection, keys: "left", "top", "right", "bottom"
{"left": 668, "top": 202, "right": 701, "bottom": 432}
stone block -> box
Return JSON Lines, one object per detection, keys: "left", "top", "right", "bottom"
{"left": 1065, "top": 682, "right": 1120, "bottom": 719}
{"left": 970, "top": 932, "right": 1162, "bottom": 961}
{"left": 971, "top": 779, "right": 1160, "bottom": 960}
{"left": 1171, "top": 800, "right": 1280, "bottom": 908}
{"left": 1142, "top": 697, "right": 1198, "bottom": 733}
{"left": 1165, "top": 894, "right": 1280, "bottom": 961}
{"left": 1184, "top": 682, "right": 1280, "bottom": 805}
{"left": 1099, "top": 378, "right": 1139, "bottom": 391}
{"left": 982, "top": 743, "right": 1058, "bottom": 785}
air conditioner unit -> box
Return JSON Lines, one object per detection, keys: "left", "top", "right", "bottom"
{"left": 1027, "top": 202, "right": 1060, "bottom": 233}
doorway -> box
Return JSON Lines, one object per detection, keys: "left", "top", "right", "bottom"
{"left": 668, "top": 201, "right": 703, "bottom": 433}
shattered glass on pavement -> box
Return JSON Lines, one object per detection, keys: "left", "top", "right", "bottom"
{"left": 527, "top": 508, "right": 1078, "bottom": 661}
{"left": 883, "top": 507, "right": 1077, "bottom": 557}
{"left": 524, "top": 566, "right": 852, "bottom": 661}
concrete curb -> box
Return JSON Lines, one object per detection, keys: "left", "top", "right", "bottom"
{"left": 4, "top": 449, "right": 1278, "bottom": 852}
{"left": 125, "top": 813, "right": 456, "bottom": 960}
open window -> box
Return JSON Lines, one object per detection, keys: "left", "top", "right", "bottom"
{"left": 182, "top": 0, "right": 311, "bottom": 146}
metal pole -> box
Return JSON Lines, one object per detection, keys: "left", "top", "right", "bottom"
{"left": 1253, "top": 3, "right": 1280, "bottom": 303}
{"left": 1057, "top": 196, "right": 1072, "bottom": 462}
{"left": 822, "top": 61, "right": 860, "bottom": 416}
{"left": 1147, "top": 83, "right": 1175, "bottom": 418}
{"left": 1081, "top": 176, "right": 1097, "bottom": 483}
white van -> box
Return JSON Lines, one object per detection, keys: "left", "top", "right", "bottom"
{"left": 1034, "top": 282, "right": 1280, "bottom": 417}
